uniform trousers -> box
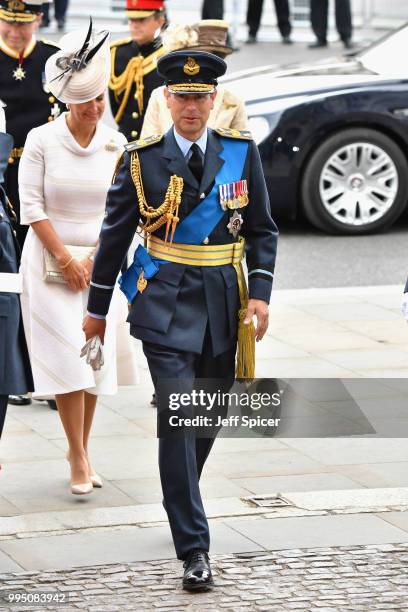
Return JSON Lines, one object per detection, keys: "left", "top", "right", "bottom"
{"left": 42, "top": 0, "right": 69, "bottom": 22}
{"left": 310, "top": 0, "right": 352, "bottom": 43}
{"left": 143, "top": 327, "right": 236, "bottom": 560}
{"left": 201, "top": 0, "right": 224, "bottom": 19}
{"left": 247, "top": 0, "right": 291, "bottom": 38}
{"left": 4, "top": 164, "right": 28, "bottom": 250}
{"left": 0, "top": 395, "right": 8, "bottom": 439}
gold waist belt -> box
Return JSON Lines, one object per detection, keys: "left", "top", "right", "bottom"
{"left": 147, "top": 235, "right": 245, "bottom": 266}
{"left": 8, "top": 147, "right": 24, "bottom": 164}
{"left": 147, "top": 235, "right": 255, "bottom": 379}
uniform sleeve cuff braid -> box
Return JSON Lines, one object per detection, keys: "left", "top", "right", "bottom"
{"left": 248, "top": 277, "right": 273, "bottom": 304}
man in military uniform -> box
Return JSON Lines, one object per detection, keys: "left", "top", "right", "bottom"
{"left": 109, "top": 0, "right": 167, "bottom": 142}
{"left": 0, "top": 0, "right": 62, "bottom": 406}
{"left": 0, "top": 106, "right": 34, "bottom": 443}
{"left": 246, "top": 0, "right": 292, "bottom": 45}
{"left": 201, "top": 0, "right": 223, "bottom": 20}
{"left": 84, "top": 50, "right": 278, "bottom": 590}
{"left": 0, "top": 0, "right": 63, "bottom": 248}
{"left": 309, "top": 0, "right": 353, "bottom": 49}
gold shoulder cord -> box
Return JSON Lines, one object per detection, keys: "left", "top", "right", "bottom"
{"left": 109, "top": 47, "right": 165, "bottom": 124}
{"left": 5, "top": 196, "right": 17, "bottom": 223}
{"left": 130, "top": 151, "right": 184, "bottom": 244}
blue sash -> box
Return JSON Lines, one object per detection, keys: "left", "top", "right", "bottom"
{"left": 119, "top": 136, "right": 248, "bottom": 303}
{"left": 173, "top": 137, "right": 248, "bottom": 244}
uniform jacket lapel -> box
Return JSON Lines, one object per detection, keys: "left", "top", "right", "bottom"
{"left": 199, "top": 128, "right": 224, "bottom": 195}
{"left": 162, "top": 128, "right": 198, "bottom": 190}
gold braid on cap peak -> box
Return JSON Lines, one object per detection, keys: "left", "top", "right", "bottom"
{"left": 168, "top": 82, "right": 215, "bottom": 93}
{"left": 109, "top": 46, "right": 165, "bottom": 124}
{"left": 130, "top": 151, "right": 184, "bottom": 244}
{"left": 0, "top": 9, "right": 36, "bottom": 22}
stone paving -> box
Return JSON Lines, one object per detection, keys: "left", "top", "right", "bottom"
{"left": 1, "top": 543, "right": 408, "bottom": 611}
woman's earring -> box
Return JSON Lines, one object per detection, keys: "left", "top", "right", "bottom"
{"left": 66, "top": 103, "right": 70, "bottom": 110}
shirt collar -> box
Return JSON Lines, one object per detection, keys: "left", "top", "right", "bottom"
{"left": 173, "top": 127, "right": 208, "bottom": 158}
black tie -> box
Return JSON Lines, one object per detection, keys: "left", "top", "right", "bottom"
{"left": 188, "top": 143, "right": 203, "bottom": 183}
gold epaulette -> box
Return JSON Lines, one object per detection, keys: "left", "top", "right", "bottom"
{"left": 215, "top": 127, "right": 253, "bottom": 140}
{"left": 125, "top": 134, "right": 163, "bottom": 152}
{"left": 40, "top": 38, "right": 60, "bottom": 48}
{"left": 110, "top": 37, "right": 132, "bottom": 49}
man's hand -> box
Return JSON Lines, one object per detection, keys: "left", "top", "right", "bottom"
{"left": 244, "top": 298, "right": 269, "bottom": 342}
{"left": 82, "top": 315, "right": 106, "bottom": 343}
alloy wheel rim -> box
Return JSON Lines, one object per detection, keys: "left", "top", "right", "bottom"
{"left": 319, "top": 142, "right": 398, "bottom": 226}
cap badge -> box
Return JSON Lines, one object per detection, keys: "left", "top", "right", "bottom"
{"left": 183, "top": 57, "right": 200, "bottom": 76}
{"left": 8, "top": 0, "right": 25, "bottom": 10}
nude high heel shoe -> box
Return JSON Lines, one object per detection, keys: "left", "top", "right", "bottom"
{"left": 66, "top": 451, "right": 103, "bottom": 488}
{"left": 71, "top": 482, "right": 93, "bottom": 495}
{"left": 66, "top": 451, "right": 93, "bottom": 496}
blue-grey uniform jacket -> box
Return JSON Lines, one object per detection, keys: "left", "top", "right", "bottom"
{"left": 0, "top": 182, "right": 34, "bottom": 394}
{"left": 88, "top": 127, "right": 279, "bottom": 356}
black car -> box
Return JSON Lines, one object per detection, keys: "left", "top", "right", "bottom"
{"left": 223, "top": 24, "right": 408, "bottom": 234}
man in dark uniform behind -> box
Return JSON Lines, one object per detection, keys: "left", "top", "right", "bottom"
{"left": 0, "top": 0, "right": 63, "bottom": 407}
{"left": 109, "top": 0, "right": 166, "bottom": 142}
{"left": 246, "top": 0, "right": 292, "bottom": 45}
{"left": 0, "top": 0, "right": 64, "bottom": 249}
{"left": 309, "top": 0, "right": 353, "bottom": 49}
{"left": 201, "top": 0, "right": 223, "bottom": 20}
{"left": 83, "top": 50, "right": 278, "bottom": 590}
{"left": 0, "top": 106, "right": 34, "bottom": 444}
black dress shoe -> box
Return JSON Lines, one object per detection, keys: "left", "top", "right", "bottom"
{"left": 343, "top": 39, "right": 355, "bottom": 50}
{"left": 246, "top": 34, "right": 257, "bottom": 45}
{"left": 35, "top": 398, "right": 57, "bottom": 410}
{"left": 308, "top": 40, "right": 327, "bottom": 48}
{"left": 282, "top": 35, "right": 293, "bottom": 45}
{"left": 8, "top": 395, "right": 32, "bottom": 406}
{"left": 57, "top": 19, "right": 65, "bottom": 31}
{"left": 182, "top": 549, "right": 213, "bottom": 591}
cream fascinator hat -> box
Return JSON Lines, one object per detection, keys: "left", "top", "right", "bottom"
{"left": 45, "top": 19, "right": 110, "bottom": 104}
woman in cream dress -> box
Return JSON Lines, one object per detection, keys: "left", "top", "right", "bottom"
{"left": 19, "top": 24, "right": 137, "bottom": 495}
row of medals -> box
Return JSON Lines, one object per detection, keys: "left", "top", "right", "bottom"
{"left": 219, "top": 180, "right": 249, "bottom": 211}
{"left": 219, "top": 180, "right": 249, "bottom": 238}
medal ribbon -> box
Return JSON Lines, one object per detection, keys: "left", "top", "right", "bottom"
{"left": 172, "top": 136, "right": 249, "bottom": 245}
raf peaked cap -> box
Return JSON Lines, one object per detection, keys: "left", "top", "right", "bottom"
{"left": 157, "top": 50, "right": 226, "bottom": 94}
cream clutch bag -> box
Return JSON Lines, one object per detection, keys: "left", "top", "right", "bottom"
{"left": 43, "top": 245, "right": 94, "bottom": 284}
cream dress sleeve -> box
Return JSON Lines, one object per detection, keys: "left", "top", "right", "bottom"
{"left": 18, "top": 127, "right": 49, "bottom": 225}
{"left": 213, "top": 88, "right": 250, "bottom": 132}
{"left": 141, "top": 86, "right": 171, "bottom": 138}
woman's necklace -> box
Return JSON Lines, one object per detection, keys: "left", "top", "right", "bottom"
{"left": 13, "top": 51, "right": 26, "bottom": 81}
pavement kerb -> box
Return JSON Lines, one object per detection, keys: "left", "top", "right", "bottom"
{"left": 2, "top": 487, "right": 408, "bottom": 540}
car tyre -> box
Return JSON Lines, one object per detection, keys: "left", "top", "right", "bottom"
{"left": 301, "top": 128, "right": 408, "bottom": 234}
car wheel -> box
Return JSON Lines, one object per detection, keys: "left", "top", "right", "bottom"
{"left": 301, "top": 128, "right": 408, "bottom": 234}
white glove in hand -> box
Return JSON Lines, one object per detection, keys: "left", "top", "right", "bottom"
{"left": 80, "top": 335, "right": 104, "bottom": 371}
{"left": 402, "top": 294, "right": 408, "bottom": 321}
